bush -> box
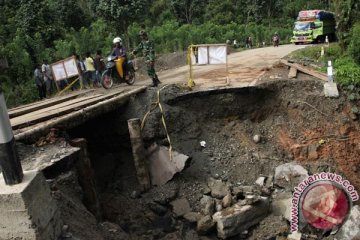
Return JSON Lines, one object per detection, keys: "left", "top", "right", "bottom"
{"left": 348, "top": 23, "right": 360, "bottom": 65}
{"left": 335, "top": 57, "right": 360, "bottom": 86}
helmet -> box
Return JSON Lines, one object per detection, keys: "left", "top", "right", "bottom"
{"left": 139, "top": 30, "right": 147, "bottom": 36}
{"left": 113, "top": 37, "right": 122, "bottom": 44}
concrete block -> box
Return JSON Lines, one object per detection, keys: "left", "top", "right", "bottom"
{"left": 213, "top": 198, "right": 269, "bottom": 239}
{"left": 324, "top": 82, "right": 339, "bottom": 98}
{"left": 0, "top": 171, "right": 62, "bottom": 240}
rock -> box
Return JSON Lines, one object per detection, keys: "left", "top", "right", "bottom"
{"left": 274, "top": 162, "right": 308, "bottom": 190}
{"left": 99, "top": 222, "right": 130, "bottom": 240}
{"left": 287, "top": 231, "right": 301, "bottom": 240}
{"left": 202, "top": 185, "right": 211, "bottom": 195}
{"left": 255, "top": 177, "right": 266, "bottom": 186}
{"left": 271, "top": 192, "right": 292, "bottom": 221}
{"left": 232, "top": 186, "right": 254, "bottom": 198}
{"left": 197, "top": 215, "right": 215, "bottom": 235}
{"left": 200, "top": 195, "right": 215, "bottom": 216}
{"left": 148, "top": 202, "right": 168, "bottom": 216}
{"left": 222, "top": 194, "right": 232, "bottom": 208}
{"left": 213, "top": 198, "right": 270, "bottom": 239}
{"left": 184, "top": 212, "right": 202, "bottom": 223}
{"left": 152, "top": 182, "right": 179, "bottom": 205}
{"left": 130, "top": 190, "right": 141, "bottom": 199}
{"left": 335, "top": 205, "right": 360, "bottom": 240}
{"left": 208, "top": 178, "right": 231, "bottom": 199}
{"left": 170, "top": 198, "right": 192, "bottom": 217}
{"left": 184, "top": 229, "right": 200, "bottom": 240}
{"left": 253, "top": 134, "right": 261, "bottom": 143}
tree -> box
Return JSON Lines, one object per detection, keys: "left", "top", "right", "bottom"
{"left": 170, "top": 0, "right": 208, "bottom": 24}
{"left": 331, "top": 0, "right": 360, "bottom": 52}
{"left": 96, "top": 0, "right": 149, "bottom": 47}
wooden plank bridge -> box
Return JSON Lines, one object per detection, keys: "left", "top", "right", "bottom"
{"left": 10, "top": 85, "right": 147, "bottom": 141}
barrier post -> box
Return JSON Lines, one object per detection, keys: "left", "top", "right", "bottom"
{"left": 0, "top": 87, "right": 23, "bottom": 185}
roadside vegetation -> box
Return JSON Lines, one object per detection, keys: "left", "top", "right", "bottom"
{"left": 0, "top": 0, "right": 359, "bottom": 106}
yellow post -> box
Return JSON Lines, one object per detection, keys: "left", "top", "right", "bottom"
{"left": 187, "top": 45, "right": 195, "bottom": 89}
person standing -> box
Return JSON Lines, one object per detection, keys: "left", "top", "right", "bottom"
{"left": 84, "top": 52, "right": 97, "bottom": 88}
{"left": 132, "top": 30, "right": 161, "bottom": 87}
{"left": 75, "top": 54, "right": 87, "bottom": 89}
{"left": 41, "top": 60, "right": 53, "bottom": 97}
{"left": 34, "top": 64, "right": 45, "bottom": 99}
{"left": 94, "top": 50, "right": 105, "bottom": 84}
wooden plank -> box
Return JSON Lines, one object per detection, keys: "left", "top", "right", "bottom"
{"left": 288, "top": 67, "right": 298, "bottom": 79}
{"left": 14, "top": 86, "right": 147, "bottom": 141}
{"left": 11, "top": 90, "right": 125, "bottom": 129}
{"left": 8, "top": 90, "right": 93, "bottom": 118}
{"left": 281, "top": 59, "right": 327, "bottom": 81}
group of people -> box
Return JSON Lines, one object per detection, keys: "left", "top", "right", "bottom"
{"left": 33, "top": 60, "right": 53, "bottom": 99}
{"left": 228, "top": 33, "right": 280, "bottom": 50}
{"left": 75, "top": 50, "right": 106, "bottom": 90}
{"left": 34, "top": 30, "right": 161, "bottom": 100}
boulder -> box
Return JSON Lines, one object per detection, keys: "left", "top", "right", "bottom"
{"left": 222, "top": 194, "right": 232, "bottom": 208}
{"left": 183, "top": 212, "right": 202, "bottom": 223}
{"left": 271, "top": 192, "right": 292, "bottom": 221}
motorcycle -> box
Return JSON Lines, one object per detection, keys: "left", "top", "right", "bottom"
{"left": 101, "top": 56, "right": 135, "bottom": 89}
{"left": 272, "top": 35, "right": 279, "bottom": 47}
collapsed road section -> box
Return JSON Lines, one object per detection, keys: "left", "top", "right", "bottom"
{"left": 1, "top": 80, "right": 359, "bottom": 240}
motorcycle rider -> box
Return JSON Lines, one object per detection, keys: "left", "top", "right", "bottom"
{"left": 272, "top": 32, "right": 280, "bottom": 47}
{"left": 111, "top": 37, "right": 127, "bottom": 78}
{"left": 132, "top": 30, "right": 161, "bottom": 87}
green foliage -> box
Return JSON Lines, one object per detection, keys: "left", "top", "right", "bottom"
{"left": 348, "top": 23, "right": 360, "bottom": 64}
{"left": 289, "top": 44, "right": 342, "bottom": 64}
{"left": 334, "top": 57, "right": 360, "bottom": 86}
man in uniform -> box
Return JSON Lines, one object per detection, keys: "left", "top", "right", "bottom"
{"left": 132, "top": 30, "right": 161, "bottom": 87}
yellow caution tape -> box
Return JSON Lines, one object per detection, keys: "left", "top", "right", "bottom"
{"left": 141, "top": 85, "right": 173, "bottom": 161}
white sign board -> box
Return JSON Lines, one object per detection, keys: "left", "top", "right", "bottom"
{"left": 51, "top": 56, "right": 79, "bottom": 81}
{"left": 64, "top": 58, "right": 79, "bottom": 78}
{"left": 192, "top": 45, "right": 227, "bottom": 65}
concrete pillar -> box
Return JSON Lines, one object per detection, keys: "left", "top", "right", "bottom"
{"left": 127, "top": 118, "right": 151, "bottom": 191}
{"left": 0, "top": 89, "right": 23, "bottom": 185}
{"left": 0, "top": 170, "right": 62, "bottom": 239}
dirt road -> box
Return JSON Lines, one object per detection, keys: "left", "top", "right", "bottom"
{"left": 157, "top": 44, "right": 307, "bottom": 89}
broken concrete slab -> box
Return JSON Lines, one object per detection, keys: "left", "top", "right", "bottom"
{"left": 335, "top": 205, "right": 360, "bottom": 240}
{"left": 324, "top": 82, "right": 339, "bottom": 98}
{"left": 212, "top": 198, "right": 270, "bottom": 239}
{"left": 208, "top": 178, "right": 231, "bottom": 199}
{"left": 170, "top": 198, "right": 192, "bottom": 217}
{"left": 274, "top": 162, "right": 308, "bottom": 190}
{"left": 148, "top": 144, "right": 189, "bottom": 186}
